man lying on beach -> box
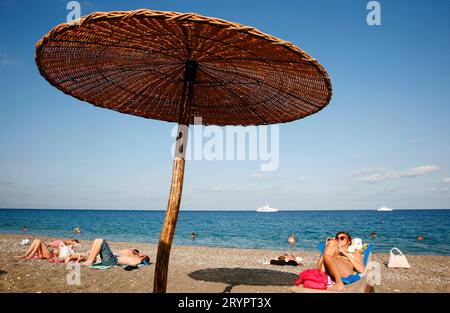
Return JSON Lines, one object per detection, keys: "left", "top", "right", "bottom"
{"left": 15, "top": 238, "right": 79, "bottom": 260}
{"left": 316, "top": 231, "right": 365, "bottom": 291}
{"left": 67, "top": 238, "right": 149, "bottom": 267}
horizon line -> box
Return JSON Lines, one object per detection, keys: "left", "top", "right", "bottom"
{"left": 1, "top": 207, "right": 449, "bottom": 211}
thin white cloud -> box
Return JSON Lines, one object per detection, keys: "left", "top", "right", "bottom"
{"left": 354, "top": 165, "right": 439, "bottom": 183}
{"left": 429, "top": 186, "right": 449, "bottom": 193}
{"left": 400, "top": 165, "right": 439, "bottom": 177}
{"left": 428, "top": 178, "right": 450, "bottom": 195}
{"left": 297, "top": 176, "right": 307, "bottom": 181}
{"left": 195, "top": 185, "right": 222, "bottom": 192}
{"left": 353, "top": 168, "right": 392, "bottom": 183}
{"left": 250, "top": 172, "right": 263, "bottom": 179}
{"left": 0, "top": 53, "right": 21, "bottom": 66}
{"left": 250, "top": 172, "right": 280, "bottom": 180}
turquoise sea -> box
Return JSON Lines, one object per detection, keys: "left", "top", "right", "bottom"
{"left": 0, "top": 209, "right": 449, "bottom": 255}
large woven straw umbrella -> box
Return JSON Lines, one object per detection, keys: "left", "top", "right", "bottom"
{"left": 35, "top": 9, "right": 332, "bottom": 293}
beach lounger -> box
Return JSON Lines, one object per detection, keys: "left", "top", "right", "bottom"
{"left": 290, "top": 242, "right": 374, "bottom": 293}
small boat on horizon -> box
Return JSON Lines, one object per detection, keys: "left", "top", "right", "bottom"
{"left": 256, "top": 204, "right": 278, "bottom": 213}
{"left": 377, "top": 206, "right": 393, "bottom": 212}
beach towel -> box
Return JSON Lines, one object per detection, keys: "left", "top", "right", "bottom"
{"left": 295, "top": 269, "right": 334, "bottom": 290}
{"left": 89, "top": 260, "right": 151, "bottom": 270}
{"left": 139, "top": 259, "right": 150, "bottom": 267}
{"left": 89, "top": 264, "right": 114, "bottom": 270}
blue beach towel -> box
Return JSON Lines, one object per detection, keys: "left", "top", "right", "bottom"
{"left": 317, "top": 241, "right": 373, "bottom": 285}
{"left": 89, "top": 259, "right": 150, "bottom": 270}
{"left": 138, "top": 259, "right": 150, "bottom": 267}
{"left": 89, "top": 264, "right": 114, "bottom": 270}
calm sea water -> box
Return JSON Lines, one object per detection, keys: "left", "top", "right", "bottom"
{"left": 0, "top": 209, "right": 449, "bottom": 256}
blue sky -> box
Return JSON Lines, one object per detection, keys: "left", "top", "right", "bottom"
{"left": 0, "top": 0, "right": 449, "bottom": 210}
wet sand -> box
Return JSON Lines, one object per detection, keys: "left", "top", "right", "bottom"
{"left": 1, "top": 234, "right": 449, "bottom": 293}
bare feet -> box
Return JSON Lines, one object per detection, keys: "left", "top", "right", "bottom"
{"left": 327, "top": 281, "right": 346, "bottom": 291}
{"left": 14, "top": 255, "right": 26, "bottom": 259}
{"left": 82, "top": 260, "right": 93, "bottom": 266}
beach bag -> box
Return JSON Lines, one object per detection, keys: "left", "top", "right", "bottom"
{"left": 295, "top": 269, "right": 329, "bottom": 290}
{"left": 388, "top": 247, "right": 410, "bottom": 269}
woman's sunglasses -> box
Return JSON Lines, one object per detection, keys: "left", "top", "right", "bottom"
{"left": 336, "top": 236, "right": 347, "bottom": 241}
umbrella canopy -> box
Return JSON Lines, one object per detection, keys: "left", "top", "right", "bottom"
{"left": 35, "top": 9, "right": 332, "bottom": 293}
{"left": 36, "top": 9, "right": 331, "bottom": 126}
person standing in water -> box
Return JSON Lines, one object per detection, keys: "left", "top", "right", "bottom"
{"left": 288, "top": 234, "right": 296, "bottom": 245}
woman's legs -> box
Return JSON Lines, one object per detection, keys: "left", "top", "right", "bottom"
{"left": 323, "top": 255, "right": 346, "bottom": 291}
{"left": 322, "top": 240, "right": 347, "bottom": 291}
{"left": 16, "top": 239, "right": 52, "bottom": 259}
{"left": 37, "top": 240, "right": 52, "bottom": 259}
{"left": 83, "top": 239, "right": 104, "bottom": 266}
{"left": 15, "top": 239, "right": 40, "bottom": 258}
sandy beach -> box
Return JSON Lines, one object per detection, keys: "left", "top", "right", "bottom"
{"left": 0, "top": 234, "right": 449, "bottom": 293}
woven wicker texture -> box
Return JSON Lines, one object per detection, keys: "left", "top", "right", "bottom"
{"left": 36, "top": 9, "right": 332, "bottom": 126}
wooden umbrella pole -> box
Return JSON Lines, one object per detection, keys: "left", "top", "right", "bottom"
{"left": 153, "top": 60, "right": 198, "bottom": 293}
{"left": 153, "top": 124, "right": 188, "bottom": 293}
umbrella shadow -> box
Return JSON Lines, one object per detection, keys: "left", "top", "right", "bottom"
{"left": 188, "top": 268, "right": 298, "bottom": 293}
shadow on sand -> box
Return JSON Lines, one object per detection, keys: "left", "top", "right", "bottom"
{"left": 188, "top": 268, "right": 298, "bottom": 293}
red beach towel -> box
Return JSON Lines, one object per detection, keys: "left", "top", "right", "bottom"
{"left": 295, "top": 269, "right": 333, "bottom": 290}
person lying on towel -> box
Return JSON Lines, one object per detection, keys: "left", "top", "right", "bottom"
{"left": 15, "top": 238, "right": 79, "bottom": 260}
{"left": 65, "top": 238, "right": 149, "bottom": 267}
{"left": 317, "top": 231, "right": 365, "bottom": 291}
{"left": 270, "top": 254, "right": 303, "bottom": 266}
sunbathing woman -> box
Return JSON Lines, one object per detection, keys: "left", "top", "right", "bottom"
{"left": 15, "top": 238, "right": 79, "bottom": 260}
{"left": 316, "top": 231, "right": 364, "bottom": 291}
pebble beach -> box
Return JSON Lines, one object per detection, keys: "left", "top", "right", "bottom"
{"left": 0, "top": 234, "right": 449, "bottom": 293}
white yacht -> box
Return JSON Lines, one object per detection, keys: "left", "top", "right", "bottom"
{"left": 377, "top": 206, "right": 393, "bottom": 212}
{"left": 256, "top": 204, "right": 278, "bottom": 212}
